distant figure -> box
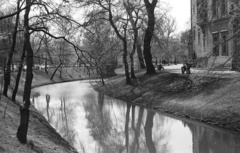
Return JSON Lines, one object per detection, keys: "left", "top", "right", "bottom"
{"left": 157, "top": 63, "right": 164, "bottom": 71}
{"left": 181, "top": 62, "right": 191, "bottom": 74}
{"left": 162, "top": 59, "right": 167, "bottom": 65}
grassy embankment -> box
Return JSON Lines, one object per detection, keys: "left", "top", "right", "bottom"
{"left": 0, "top": 67, "right": 84, "bottom": 153}
{"left": 94, "top": 69, "right": 240, "bottom": 131}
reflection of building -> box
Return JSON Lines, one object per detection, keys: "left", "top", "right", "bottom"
{"left": 191, "top": 0, "right": 239, "bottom": 68}
{"left": 186, "top": 122, "right": 240, "bottom": 153}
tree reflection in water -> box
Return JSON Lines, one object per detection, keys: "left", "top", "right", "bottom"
{"left": 33, "top": 82, "right": 240, "bottom": 153}
{"left": 131, "top": 107, "right": 143, "bottom": 153}
{"left": 32, "top": 92, "right": 54, "bottom": 123}
{"left": 55, "top": 96, "right": 76, "bottom": 147}
{"left": 84, "top": 92, "right": 165, "bottom": 153}
{"left": 32, "top": 92, "right": 40, "bottom": 105}
{"left": 84, "top": 93, "right": 124, "bottom": 153}
{"left": 125, "top": 103, "right": 131, "bottom": 153}
{"left": 46, "top": 94, "right": 50, "bottom": 122}
{"left": 144, "top": 111, "right": 156, "bottom": 153}
{"left": 185, "top": 121, "right": 240, "bottom": 153}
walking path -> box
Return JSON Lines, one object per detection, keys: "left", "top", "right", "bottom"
{"left": 115, "top": 64, "right": 239, "bottom": 76}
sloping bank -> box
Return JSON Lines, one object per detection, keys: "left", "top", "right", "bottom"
{"left": 0, "top": 68, "right": 81, "bottom": 153}
{"left": 94, "top": 70, "right": 240, "bottom": 132}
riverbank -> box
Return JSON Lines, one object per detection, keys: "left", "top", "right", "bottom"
{"left": 0, "top": 67, "right": 81, "bottom": 153}
{"left": 94, "top": 68, "right": 240, "bottom": 132}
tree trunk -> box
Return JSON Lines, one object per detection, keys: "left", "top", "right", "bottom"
{"left": 3, "top": 0, "right": 21, "bottom": 96}
{"left": 0, "top": 58, "right": 5, "bottom": 101}
{"left": 44, "top": 36, "right": 53, "bottom": 64}
{"left": 17, "top": 0, "right": 33, "bottom": 144}
{"left": 108, "top": 8, "right": 131, "bottom": 85}
{"left": 130, "top": 32, "right": 137, "bottom": 79}
{"left": 17, "top": 105, "right": 29, "bottom": 143}
{"left": 130, "top": 54, "right": 136, "bottom": 79}
{"left": 136, "top": 38, "right": 146, "bottom": 69}
{"left": 143, "top": 0, "right": 157, "bottom": 74}
{"left": 44, "top": 56, "right": 48, "bottom": 74}
{"left": 99, "top": 68, "right": 105, "bottom": 86}
{"left": 123, "top": 39, "right": 131, "bottom": 85}
{"left": 50, "top": 62, "right": 62, "bottom": 80}
{"left": 60, "top": 65, "right": 62, "bottom": 78}
{"left": 12, "top": 43, "right": 25, "bottom": 101}
{"left": 3, "top": 52, "right": 10, "bottom": 97}
{"left": 123, "top": 1, "right": 145, "bottom": 70}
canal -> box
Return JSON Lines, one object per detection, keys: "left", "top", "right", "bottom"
{"left": 32, "top": 80, "right": 240, "bottom": 153}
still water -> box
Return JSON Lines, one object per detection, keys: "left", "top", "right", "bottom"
{"left": 32, "top": 81, "right": 240, "bottom": 153}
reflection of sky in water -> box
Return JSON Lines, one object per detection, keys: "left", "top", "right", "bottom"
{"left": 32, "top": 81, "right": 240, "bottom": 153}
{"left": 33, "top": 81, "right": 98, "bottom": 152}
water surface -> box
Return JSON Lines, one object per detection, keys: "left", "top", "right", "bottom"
{"left": 32, "top": 81, "right": 240, "bottom": 153}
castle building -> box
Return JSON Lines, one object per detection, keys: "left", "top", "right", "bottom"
{"left": 191, "top": 0, "right": 239, "bottom": 68}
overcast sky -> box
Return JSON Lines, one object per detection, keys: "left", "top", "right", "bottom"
{"left": 164, "top": 0, "right": 191, "bottom": 34}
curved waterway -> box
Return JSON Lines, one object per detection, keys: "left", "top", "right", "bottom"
{"left": 32, "top": 80, "right": 240, "bottom": 153}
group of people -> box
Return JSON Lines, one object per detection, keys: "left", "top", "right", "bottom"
{"left": 181, "top": 62, "right": 192, "bottom": 74}
{"left": 155, "top": 61, "right": 192, "bottom": 74}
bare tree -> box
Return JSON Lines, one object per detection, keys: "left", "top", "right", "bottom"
{"left": 78, "top": 0, "right": 132, "bottom": 84}
{"left": 3, "top": 0, "right": 22, "bottom": 97}
{"left": 12, "top": 35, "right": 25, "bottom": 101}
{"left": 124, "top": 0, "right": 146, "bottom": 70}
{"left": 143, "top": 0, "right": 158, "bottom": 74}
{"left": 81, "top": 18, "right": 120, "bottom": 85}
{"left": 152, "top": 12, "right": 176, "bottom": 64}
{"left": 17, "top": 0, "right": 33, "bottom": 144}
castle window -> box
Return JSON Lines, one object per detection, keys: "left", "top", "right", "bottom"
{"left": 234, "top": 39, "right": 240, "bottom": 57}
{"left": 213, "top": 33, "right": 219, "bottom": 56}
{"left": 203, "top": 33, "right": 206, "bottom": 50}
{"left": 198, "top": 29, "right": 201, "bottom": 44}
{"left": 221, "top": 32, "right": 228, "bottom": 56}
{"left": 193, "top": 4, "right": 196, "bottom": 14}
{"left": 221, "top": 0, "right": 227, "bottom": 17}
{"left": 193, "top": 29, "right": 196, "bottom": 40}
{"left": 212, "top": 0, "right": 219, "bottom": 18}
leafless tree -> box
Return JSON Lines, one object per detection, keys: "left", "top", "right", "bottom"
{"left": 16, "top": 0, "right": 33, "bottom": 143}
{"left": 142, "top": 0, "right": 158, "bottom": 74}
{"left": 3, "top": 0, "right": 22, "bottom": 97}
